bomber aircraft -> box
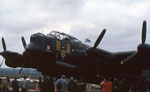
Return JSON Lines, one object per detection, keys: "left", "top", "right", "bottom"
{"left": 0, "top": 20, "right": 150, "bottom": 84}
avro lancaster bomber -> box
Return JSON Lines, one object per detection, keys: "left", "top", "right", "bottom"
{"left": 0, "top": 20, "right": 150, "bottom": 84}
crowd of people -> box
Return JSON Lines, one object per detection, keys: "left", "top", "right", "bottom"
{"left": 99, "top": 76, "right": 150, "bottom": 92}
{"left": 10, "top": 75, "right": 86, "bottom": 92}
{"left": 38, "top": 75, "right": 87, "bottom": 92}
{"left": 10, "top": 75, "right": 150, "bottom": 92}
{"left": 11, "top": 76, "right": 54, "bottom": 92}
{"left": 11, "top": 76, "right": 28, "bottom": 92}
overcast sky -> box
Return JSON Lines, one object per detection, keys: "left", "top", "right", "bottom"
{"left": 0, "top": 0, "right": 150, "bottom": 68}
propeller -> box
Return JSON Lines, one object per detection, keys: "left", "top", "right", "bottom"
{"left": 19, "top": 61, "right": 25, "bottom": 74}
{"left": 0, "top": 58, "right": 4, "bottom": 67}
{"left": 121, "top": 20, "right": 147, "bottom": 64}
{"left": 142, "top": 20, "right": 146, "bottom": 44}
{"left": 93, "top": 29, "right": 106, "bottom": 49}
{"left": 86, "top": 28, "right": 106, "bottom": 56}
{"left": 2, "top": 37, "right": 6, "bottom": 51}
{"left": 0, "top": 37, "right": 7, "bottom": 67}
{"left": 19, "top": 36, "right": 27, "bottom": 74}
{"left": 86, "top": 28, "right": 106, "bottom": 57}
{"left": 121, "top": 52, "right": 137, "bottom": 64}
{"left": 21, "top": 36, "right": 27, "bottom": 49}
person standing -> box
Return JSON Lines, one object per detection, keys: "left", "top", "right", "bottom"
{"left": 56, "top": 75, "right": 67, "bottom": 92}
{"left": 137, "top": 77, "right": 147, "bottom": 92}
{"left": 100, "top": 77, "right": 112, "bottom": 92}
{"left": 78, "top": 81, "right": 86, "bottom": 92}
{"left": 67, "top": 77, "right": 78, "bottom": 92}
{"left": 38, "top": 77, "right": 43, "bottom": 92}
{"left": 7, "top": 76, "right": 10, "bottom": 90}
{"left": 48, "top": 77, "right": 55, "bottom": 92}
{"left": 43, "top": 76, "right": 54, "bottom": 92}
{"left": 12, "top": 77, "right": 19, "bottom": 92}
{"left": 21, "top": 76, "right": 28, "bottom": 92}
{"left": 111, "top": 78, "right": 119, "bottom": 92}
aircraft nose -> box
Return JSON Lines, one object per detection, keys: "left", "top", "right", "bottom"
{"left": 30, "top": 33, "right": 45, "bottom": 43}
{"left": 25, "top": 42, "right": 46, "bottom": 51}
{"left": 30, "top": 34, "right": 37, "bottom": 42}
{"left": 25, "top": 43, "right": 33, "bottom": 50}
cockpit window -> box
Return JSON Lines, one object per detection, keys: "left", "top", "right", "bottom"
{"left": 47, "top": 31, "right": 82, "bottom": 43}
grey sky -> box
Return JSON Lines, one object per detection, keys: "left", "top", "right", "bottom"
{"left": 0, "top": 0, "right": 150, "bottom": 67}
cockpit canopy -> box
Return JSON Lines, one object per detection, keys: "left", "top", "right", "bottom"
{"left": 47, "top": 31, "right": 82, "bottom": 43}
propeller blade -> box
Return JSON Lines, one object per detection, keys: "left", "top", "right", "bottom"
{"left": 142, "top": 20, "right": 147, "bottom": 44}
{"left": 2, "top": 37, "right": 6, "bottom": 51}
{"left": 121, "top": 52, "right": 137, "bottom": 64}
{"left": 93, "top": 29, "right": 106, "bottom": 49}
{"left": 19, "top": 61, "right": 25, "bottom": 74}
{"left": 19, "top": 68, "right": 23, "bottom": 74}
{"left": 0, "top": 58, "right": 4, "bottom": 67}
{"left": 21, "top": 36, "right": 27, "bottom": 49}
{"left": 19, "top": 66, "right": 23, "bottom": 74}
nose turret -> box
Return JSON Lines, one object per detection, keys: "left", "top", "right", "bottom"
{"left": 30, "top": 33, "right": 45, "bottom": 43}
{"left": 26, "top": 33, "right": 46, "bottom": 50}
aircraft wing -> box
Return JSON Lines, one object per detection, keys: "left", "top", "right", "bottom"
{"left": 0, "top": 51, "right": 24, "bottom": 68}
{"left": 113, "top": 51, "right": 136, "bottom": 59}
{"left": 55, "top": 61, "right": 77, "bottom": 68}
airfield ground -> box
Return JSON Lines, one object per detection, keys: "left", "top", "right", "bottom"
{"left": 1, "top": 88, "right": 101, "bottom": 92}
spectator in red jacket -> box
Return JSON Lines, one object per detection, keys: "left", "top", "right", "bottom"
{"left": 100, "top": 77, "right": 112, "bottom": 92}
